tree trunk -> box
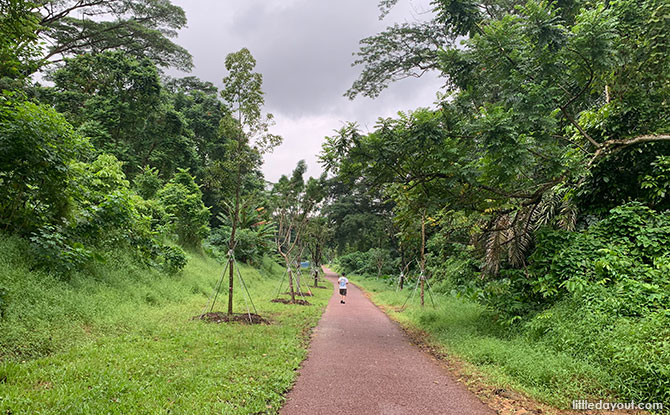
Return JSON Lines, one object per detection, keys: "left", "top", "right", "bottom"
{"left": 420, "top": 209, "right": 426, "bottom": 307}
{"left": 288, "top": 268, "right": 296, "bottom": 303}
{"left": 420, "top": 277, "right": 425, "bottom": 307}
{"left": 314, "top": 270, "right": 318, "bottom": 287}
{"left": 295, "top": 265, "right": 301, "bottom": 289}
{"left": 399, "top": 242, "right": 406, "bottom": 290}
{"left": 227, "top": 153, "right": 242, "bottom": 316}
{"left": 228, "top": 256, "right": 234, "bottom": 315}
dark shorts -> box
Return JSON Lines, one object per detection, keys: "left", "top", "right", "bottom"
{"left": 339, "top": 288, "right": 347, "bottom": 296}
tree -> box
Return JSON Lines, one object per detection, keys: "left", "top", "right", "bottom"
{"left": 34, "top": 0, "right": 192, "bottom": 71}
{"left": 271, "top": 161, "right": 325, "bottom": 302}
{"left": 303, "top": 216, "right": 332, "bottom": 286}
{"left": 0, "top": 0, "right": 42, "bottom": 80}
{"left": 219, "top": 48, "right": 281, "bottom": 316}
{"left": 341, "top": 0, "right": 669, "bottom": 275}
{"left": 48, "top": 51, "right": 200, "bottom": 179}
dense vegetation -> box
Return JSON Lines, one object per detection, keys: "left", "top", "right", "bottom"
{"left": 0, "top": 0, "right": 295, "bottom": 287}
{"left": 325, "top": 0, "right": 669, "bottom": 408}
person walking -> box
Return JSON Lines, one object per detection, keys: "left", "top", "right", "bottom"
{"left": 338, "top": 273, "right": 348, "bottom": 304}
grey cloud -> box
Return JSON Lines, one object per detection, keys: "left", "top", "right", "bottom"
{"left": 169, "top": 0, "right": 443, "bottom": 181}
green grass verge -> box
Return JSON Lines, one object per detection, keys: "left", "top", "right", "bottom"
{"left": 352, "top": 276, "right": 616, "bottom": 409}
{"left": 0, "top": 234, "right": 330, "bottom": 414}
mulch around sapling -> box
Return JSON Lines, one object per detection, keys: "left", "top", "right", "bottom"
{"left": 193, "top": 312, "right": 269, "bottom": 325}
{"left": 283, "top": 291, "right": 314, "bottom": 297}
{"left": 271, "top": 298, "right": 311, "bottom": 306}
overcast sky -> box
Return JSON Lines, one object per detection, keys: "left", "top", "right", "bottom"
{"left": 169, "top": 0, "right": 443, "bottom": 182}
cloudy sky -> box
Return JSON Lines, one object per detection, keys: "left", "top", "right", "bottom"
{"left": 169, "top": 0, "right": 443, "bottom": 182}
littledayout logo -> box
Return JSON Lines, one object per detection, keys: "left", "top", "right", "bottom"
{"left": 572, "top": 400, "right": 664, "bottom": 411}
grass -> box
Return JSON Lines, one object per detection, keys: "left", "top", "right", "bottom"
{"left": 0, "top": 234, "right": 330, "bottom": 414}
{"left": 351, "top": 276, "right": 617, "bottom": 410}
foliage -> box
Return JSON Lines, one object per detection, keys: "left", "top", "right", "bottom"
{"left": 642, "top": 155, "right": 670, "bottom": 209}
{"left": 335, "top": 248, "right": 396, "bottom": 277}
{"left": 158, "top": 169, "right": 210, "bottom": 248}
{"left": 328, "top": 0, "right": 670, "bottom": 290}
{"left": 208, "top": 204, "right": 276, "bottom": 265}
{"left": 24, "top": 154, "right": 187, "bottom": 274}
{"left": 0, "top": 99, "right": 89, "bottom": 233}
{"left": 335, "top": 251, "right": 369, "bottom": 275}
{"left": 49, "top": 51, "right": 199, "bottom": 179}
{"left": 0, "top": 0, "right": 42, "bottom": 79}
{"left": 319, "top": 160, "right": 396, "bottom": 255}
{"left": 208, "top": 226, "right": 269, "bottom": 265}
{"left": 34, "top": 0, "right": 192, "bottom": 71}
{"left": 303, "top": 216, "right": 332, "bottom": 268}
{"left": 529, "top": 203, "right": 670, "bottom": 312}
{"left": 133, "top": 165, "right": 163, "bottom": 200}
{"left": 271, "top": 161, "right": 326, "bottom": 262}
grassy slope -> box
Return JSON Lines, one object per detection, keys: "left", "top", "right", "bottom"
{"left": 0, "top": 234, "right": 330, "bottom": 414}
{"left": 352, "top": 277, "right": 617, "bottom": 410}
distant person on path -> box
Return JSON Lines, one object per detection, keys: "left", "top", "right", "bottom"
{"left": 338, "top": 273, "right": 348, "bottom": 304}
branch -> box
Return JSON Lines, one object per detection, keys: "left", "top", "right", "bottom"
{"left": 588, "top": 134, "right": 670, "bottom": 167}
{"left": 559, "top": 106, "right": 600, "bottom": 149}
{"left": 39, "top": 0, "right": 108, "bottom": 27}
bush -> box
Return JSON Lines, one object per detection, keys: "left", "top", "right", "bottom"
{"left": 134, "top": 166, "right": 162, "bottom": 200}
{"left": 335, "top": 251, "right": 369, "bottom": 275}
{"left": 0, "top": 99, "right": 90, "bottom": 233}
{"left": 27, "top": 155, "right": 188, "bottom": 275}
{"left": 158, "top": 244, "right": 187, "bottom": 274}
{"left": 158, "top": 169, "right": 210, "bottom": 248}
{"left": 530, "top": 202, "right": 670, "bottom": 313}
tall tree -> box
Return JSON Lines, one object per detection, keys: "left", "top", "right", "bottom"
{"left": 34, "top": 0, "right": 192, "bottom": 71}
{"left": 47, "top": 51, "right": 200, "bottom": 178}
{"left": 0, "top": 0, "right": 41, "bottom": 80}
{"left": 219, "top": 48, "right": 281, "bottom": 316}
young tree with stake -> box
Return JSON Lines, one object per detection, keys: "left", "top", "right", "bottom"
{"left": 219, "top": 48, "right": 281, "bottom": 316}
{"left": 272, "top": 162, "right": 325, "bottom": 303}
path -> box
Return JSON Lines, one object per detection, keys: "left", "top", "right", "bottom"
{"left": 281, "top": 268, "right": 494, "bottom": 415}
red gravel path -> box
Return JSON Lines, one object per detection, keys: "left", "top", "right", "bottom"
{"left": 280, "top": 268, "right": 494, "bottom": 415}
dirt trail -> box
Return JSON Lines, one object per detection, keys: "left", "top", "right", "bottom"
{"left": 280, "top": 268, "right": 494, "bottom": 415}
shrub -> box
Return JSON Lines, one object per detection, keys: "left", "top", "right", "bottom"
{"left": 0, "top": 99, "right": 90, "bottom": 233}
{"left": 134, "top": 166, "right": 162, "bottom": 200}
{"left": 158, "top": 245, "right": 187, "bottom": 274}
{"left": 335, "top": 251, "right": 369, "bottom": 275}
{"left": 28, "top": 155, "right": 188, "bottom": 275}
{"left": 444, "top": 202, "right": 670, "bottom": 328}
{"left": 158, "top": 169, "right": 210, "bottom": 248}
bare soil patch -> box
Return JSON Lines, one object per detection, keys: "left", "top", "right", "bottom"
{"left": 271, "top": 298, "right": 311, "bottom": 306}
{"left": 193, "top": 312, "right": 269, "bottom": 325}
{"left": 282, "top": 291, "right": 313, "bottom": 297}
